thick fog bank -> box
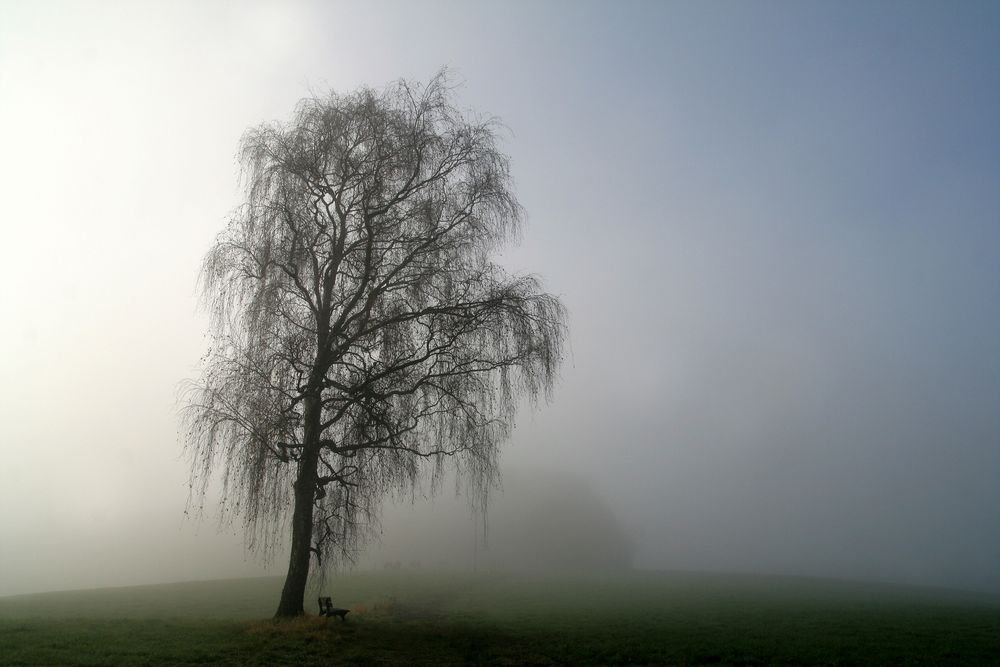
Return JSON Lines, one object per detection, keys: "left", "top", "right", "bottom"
{"left": 357, "top": 469, "right": 634, "bottom": 573}
{"left": 0, "top": 505, "right": 283, "bottom": 597}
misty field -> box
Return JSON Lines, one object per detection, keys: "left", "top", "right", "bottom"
{"left": 1, "top": 571, "right": 998, "bottom": 665}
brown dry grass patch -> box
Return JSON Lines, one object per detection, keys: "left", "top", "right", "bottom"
{"left": 246, "top": 615, "right": 338, "bottom": 642}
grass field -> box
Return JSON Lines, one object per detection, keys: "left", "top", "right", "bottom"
{"left": 1, "top": 570, "right": 998, "bottom": 665}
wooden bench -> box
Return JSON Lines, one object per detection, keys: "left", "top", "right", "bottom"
{"left": 318, "top": 596, "right": 350, "bottom": 621}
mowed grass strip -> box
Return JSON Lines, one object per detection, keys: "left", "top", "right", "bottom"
{"left": 1, "top": 571, "right": 998, "bottom": 665}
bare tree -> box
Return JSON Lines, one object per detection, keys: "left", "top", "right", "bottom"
{"left": 182, "top": 73, "right": 566, "bottom": 618}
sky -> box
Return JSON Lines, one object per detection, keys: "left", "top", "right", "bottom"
{"left": 1, "top": 0, "right": 999, "bottom": 596}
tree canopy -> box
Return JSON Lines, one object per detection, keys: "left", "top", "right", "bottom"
{"left": 182, "top": 73, "right": 567, "bottom": 617}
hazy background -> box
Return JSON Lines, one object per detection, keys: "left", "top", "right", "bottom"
{"left": 2, "top": 0, "right": 998, "bottom": 597}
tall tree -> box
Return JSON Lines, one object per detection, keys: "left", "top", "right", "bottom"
{"left": 183, "top": 74, "right": 566, "bottom": 618}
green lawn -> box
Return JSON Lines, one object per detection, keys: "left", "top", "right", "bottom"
{"left": 1, "top": 570, "right": 998, "bottom": 665}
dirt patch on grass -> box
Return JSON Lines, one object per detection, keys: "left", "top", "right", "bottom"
{"left": 246, "top": 615, "right": 341, "bottom": 640}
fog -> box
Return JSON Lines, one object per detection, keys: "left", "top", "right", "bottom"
{"left": 361, "top": 469, "right": 634, "bottom": 573}
{"left": 2, "top": 1, "right": 999, "bottom": 597}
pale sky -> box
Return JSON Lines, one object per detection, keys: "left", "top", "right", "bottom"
{"left": 1, "top": 0, "right": 998, "bottom": 596}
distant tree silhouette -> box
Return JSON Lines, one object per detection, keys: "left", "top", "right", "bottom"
{"left": 363, "top": 470, "right": 633, "bottom": 572}
{"left": 182, "top": 72, "right": 566, "bottom": 618}
{"left": 482, "top": 472, "right": 634, "bottom": 571}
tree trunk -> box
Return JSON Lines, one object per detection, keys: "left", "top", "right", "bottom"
{"left": 274, "top": 396, "right": 321, "bottom": 618}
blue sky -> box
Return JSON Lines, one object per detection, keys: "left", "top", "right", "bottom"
{"left": 1, "top": 0, "right": 998, "bottom": 594}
